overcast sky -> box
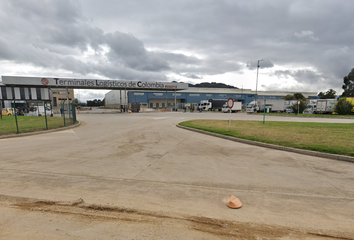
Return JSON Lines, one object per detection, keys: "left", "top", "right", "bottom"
{"left": 1, "top": 0, "right": 353, "bottom": 101}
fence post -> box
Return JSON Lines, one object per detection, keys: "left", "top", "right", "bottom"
{"left": 44, "top": 101, "right": 48, "bottom": 130}
{"left": 71, "top": 103, "right": 76, "bottom": 124}
{"left": 14, "top": 100, "right": 19, "bottom": 133}
{"left": 62, "top": 104, "right": 66, "bottom": 127}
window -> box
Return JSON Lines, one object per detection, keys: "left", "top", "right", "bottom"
{"left": 20, "top": 87, "right": 26, "bottom": 100}
{"left": 53, "top": 97, "right": 57, "bottom": 107}
{"left": 134, "top": 93, "right": 144, "bottom": 96}
{"left": 248, "top": 95, "right": 255, "bottom": 97}
{"left": 153, "top": 93, "right": 163, "bottom": 96}
{"left": 1, "top": 87, "right": 7, "bottom": 100}
{"left": 36, "top": 88, "right": 42, "bottom": 100}
{"left": 172, "top": 93, "right": 182, "bottom": 96}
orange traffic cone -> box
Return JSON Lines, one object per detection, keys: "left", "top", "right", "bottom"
{"left": 227, "top": 195, "right": 242, "bottom": 209}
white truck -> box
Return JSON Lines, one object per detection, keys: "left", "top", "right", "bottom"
{"left": 284, "top": 100, "right": 298, "bottom": 113}
{"left": 222, "top": 102, "right": 242, "bottom": 113}
{"left": 303, "top": 104, "right": 316, "bottom": 114}
{"left": 28, "top": 106, "right": 51, "bottom": 116}
{"left": 198, "top": 99, "right": 226, "bottom": 111}
{"left": 246, "top": 99, "right": 285, "bottom": 113}
{"left": 316, "top": 99, "right": 336, "bottom": 114}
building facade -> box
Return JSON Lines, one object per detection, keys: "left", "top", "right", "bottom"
{"left": 107, "top": 88, "right": 318, "bottom": 110}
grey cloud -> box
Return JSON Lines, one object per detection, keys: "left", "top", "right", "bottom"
{"left": 0, "top": 0, "right": 171, "bottom": 81}
{"left": 179, "top": 73, "right": 203, "bottom": 79}
{"left": 294, "top": 30, "right": 319, "bottom": 41}
{"left": 270, "top": 69, "right": 340, "bottom": 91}
{"left": 247, "top": 59, "right": 274, "bottom": 70}
{"left": 104, "top": 32, "right": 170, "bottom": 71}
{"left": 156, "top": 52, "right": 201, "bottom": 65}
{"left": 272, "top": 69, "right": 324, "bottom": 84}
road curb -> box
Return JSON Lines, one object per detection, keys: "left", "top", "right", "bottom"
{"left": 177, "top": 124, "right": 354, "bottom": 163}
{"left": 0, "top": 122, "right": 81, "bottom": 139}
{"left": 254, "top": 113, "right": 354, "bottom": 120}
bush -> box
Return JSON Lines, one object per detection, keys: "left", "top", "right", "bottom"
{"left": 290, "top": 100, "right": 308, "bottom": 114}
{"left": 335, "top": 99, "right": 354, "bottom": 115}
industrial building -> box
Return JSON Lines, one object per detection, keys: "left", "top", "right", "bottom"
{"left": 105, "top": 88, "right": 318, "bottom": 110}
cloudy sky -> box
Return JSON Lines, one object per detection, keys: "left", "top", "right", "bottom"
{"left": 0, "top": 0, "right": 353, "bottom": 101}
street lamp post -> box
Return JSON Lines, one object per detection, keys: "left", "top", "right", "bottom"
{"left": 255, "top": 59, "right": 263, "bottom": 96}
{"left": 254, "top": 59, "right": 263, "bottom": 113}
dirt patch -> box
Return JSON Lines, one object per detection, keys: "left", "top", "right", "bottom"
{"left": 6, "top": 196, "right": 352, "bottom": 240}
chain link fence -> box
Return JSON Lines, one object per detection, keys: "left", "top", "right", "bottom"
{"left": 0, "top": 101, "right": 77, "bottom": 135}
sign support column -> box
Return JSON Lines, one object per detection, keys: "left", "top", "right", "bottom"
{"left": 227, "top": 98, "right": 234, "bottom": 131}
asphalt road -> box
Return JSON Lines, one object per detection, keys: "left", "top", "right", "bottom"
{"left": 0, "top": 112, "right": 353, "bottom": 239}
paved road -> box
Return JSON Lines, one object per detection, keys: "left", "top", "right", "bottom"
{"left": 0, "top": 112, "right": 353, "bottom": 239}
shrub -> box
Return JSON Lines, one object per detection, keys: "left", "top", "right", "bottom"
{"left": 290, "top": 100, "right": 308, "bottom": 114}
{"left": 335, "top": 98, "right": 354, "bottom": 115}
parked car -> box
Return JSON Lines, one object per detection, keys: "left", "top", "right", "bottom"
{"left": 1, "top": 108, "right": 15, "bottom": 116}
{"left": 285, "top": 107, "right": 294, "bottom": 114}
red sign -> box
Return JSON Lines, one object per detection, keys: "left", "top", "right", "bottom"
{"left": 41, "top": 78, "right": 49, "bottom": 85}
{"left": 227, "top": 98, "right": 234, "bottom": 109}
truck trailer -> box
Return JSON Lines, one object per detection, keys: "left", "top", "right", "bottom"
{"left": 316, "top": 99, "right": 336, "bottom": 114}
{"left": 222, "top": 102, "right": 242, "bottom": 113}
{"left": 246, "top": 99, "right": 285, "bottom": 113}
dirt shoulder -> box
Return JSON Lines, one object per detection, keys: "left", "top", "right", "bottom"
{"left": 1, "top": 194, "right": 351, "bottom": 240}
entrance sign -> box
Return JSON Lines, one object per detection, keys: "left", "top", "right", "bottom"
{"left": 227, "top": 98, "right": 234, "bottom": 109}
{"left": 1, "top": 76, "right": 188, "bottom": 91}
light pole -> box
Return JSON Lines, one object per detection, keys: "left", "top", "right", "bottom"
{"left": 253, "top": 59, "right": 263, "bottom": 113}
{"left": 255, "top": 59, "right": 263, "bottom": 96}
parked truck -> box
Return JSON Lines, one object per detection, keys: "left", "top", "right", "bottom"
{"left": 315, "top": 99, "right": 336, "bottom": 114}
{"left": 303, "top": 103, "right": 317, "bottom": 114}
{"left": 246, "top": 99, "right": 285, "bottom": 113}
{"left": 222, "top": 102, "right": 242, "bottom": 113}
{"left": 199, "top": 99, "right": 226, "bottom": 111}
{"left": 130, "top": 102, "right": 140, "bottom": 113}
{"left": 284, "top": 100, "right": 298, "bottom": 113}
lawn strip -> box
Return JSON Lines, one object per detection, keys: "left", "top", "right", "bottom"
{"left": 0, "top": 116, "right": 74, "bottom": 135}
{"left": 179, "top": 120, "right": 354, "bottom": 157}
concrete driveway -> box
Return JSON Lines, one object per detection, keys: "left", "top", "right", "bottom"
{"left": 0, "top": 112, "right": 353, "bottom": 239}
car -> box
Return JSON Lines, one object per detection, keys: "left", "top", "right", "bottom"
{"left": 285, "top": 107, "right": 293, "bottom": 114}
{"left": 1, "top": 108, "right": 15, "bottom": 116}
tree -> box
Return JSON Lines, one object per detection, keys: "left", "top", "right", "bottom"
{"left": 290, "top": 100, "right": 308, "bottom": 114}
{"left": 72, "top": 98, "right": 80, "bottom": 106}
{"left": 318, "top": 89, "right": 336, "bottom": 99}
{"left": 294, "top": 93, "right": 306, "bottom": 100}
{"left": 334, "top": 98, "right": 354, "bottom": 115}
{"left": 87, "top": 99, "right": 105, "bottom": 107}
{"left": 283, "top": 93, "right": 306, "bottom": 100}
{"left": 282, "top": 94, "right": 296, "bottom": 100}
{"left": 341, "top": 68, "right": 354, "bottom": 97}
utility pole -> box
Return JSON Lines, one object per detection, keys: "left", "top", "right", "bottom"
{"left": 254, "top": 59, "right": 263, "bottom": 112}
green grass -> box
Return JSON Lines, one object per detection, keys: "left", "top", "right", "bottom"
{"left": 255, "top": 112, "right": 354, "bottom": 118}
{"left": 0, "top": 116, "right": 75, "bottom": 135}
{"left": 179, "top": 120, "right": 354, "bottom": 157}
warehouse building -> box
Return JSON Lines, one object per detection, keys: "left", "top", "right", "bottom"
{"left": 105, "top": 88, "right": 318, "bottom": 110}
